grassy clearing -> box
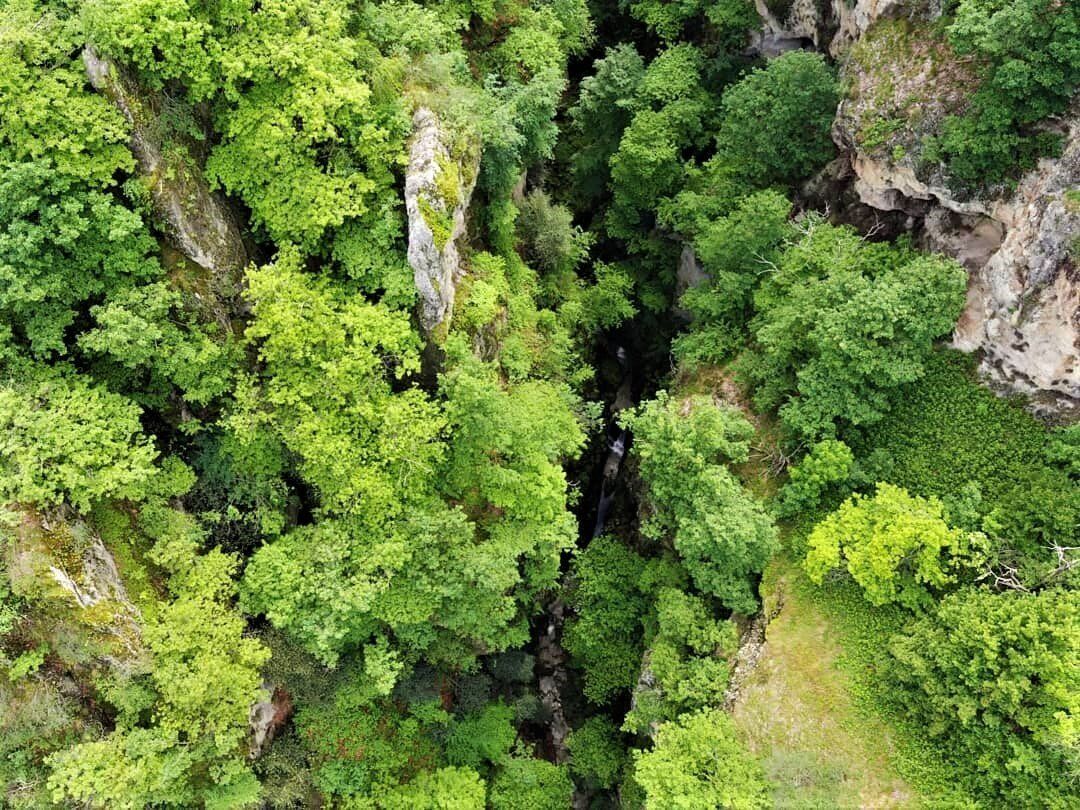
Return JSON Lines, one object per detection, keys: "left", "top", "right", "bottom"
{"left": 732, "top": 556, "right": 917, "bottom": 808}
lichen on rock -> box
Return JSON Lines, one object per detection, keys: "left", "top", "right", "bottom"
{"left": 82, "top": 47, "right": 247, "bottom": 328}
{"left": 405, "top": 107, "right": 481, "bottom": 336}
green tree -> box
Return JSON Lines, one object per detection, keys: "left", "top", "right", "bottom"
{"left": 777, "top": 439, "right": 854, "bottom": 518}
{"left": 566, "top": 44, "right": 645, "bottom": 206}
{"left": 805, "top": 483, "right": 988, "bottom": 609}
{"left": 672, "top": 190, "right": 792, "bottom": 366}
{"left": 0, "top": 372, "right": 158, "bottom": 511}
{"left": 740, "top": 220, "right": 968, "bottom": 440}
{"left": 381, "top": 767, "right": 486, "bottom": 809}
{"left": 236, "top": 249, "right": 441, "bottom": 518}
{"left": 632, "top": 709, "right": 770, "bottom": 810}
{"left": 933, "top": 0, "right": 1080, "bottom": 187}
{"left": 489, "top": 756, "right": 574, "bottom": 810}
{"left": 623, "top": 587, "right": 738, "bottom": 735}
{"left": 887, "top": 588, "right": 1080, "bottom": 806}
{"left": 623, "top": 393, "right": 778, "bottom": 613}
{"left": 567, "top": 716, "right": 626, "bottom": 789}
{"left": 563, "top": 537, "right": 652, "bottom": 703}
{"left": 712, "top": 51, "right": 837, "bottom": 188}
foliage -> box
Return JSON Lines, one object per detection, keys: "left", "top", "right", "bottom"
{"left": 805, "top": 484, "right": 988, "bottom": 610}
{"left": 980, "top": 467, "right": 1080, "bottom": 590}
{"left": 607, "top": 44, "right": 712, "bottom": 248}
{"left": 515, "top": 188, "right": 592, "bottom": 275}
{"left": 623, "top": 393, "right": 778, "bottom": 612}
{"left": 672, "top": 190, "right": 792, "bottom": 366}
{"left": 887, "top": 587, "right": 1080, "bottom": 807}
{"left": 712, "top": 51, "right": 837, "bottom": 189}
{"left": 296, "top": 671, "right": 442, "bottom": 802}
{"left": 853, "top": 350, "right": 1051, "bottom": 502}
{"left": 566, "top": 43, "right": 645, "bottom": 206}
{"left": 563, "top": 537, "right": 652, "bottom": 703}
{"left": 381, "top": 766, "right": 486, "bottom": 809}
{"left": 623, "top": 587, "right": 738, "bottom": 734}
{"left": 932, "top": 0, "right": 1080, "bottom": 188}
{"left": 632, "top": 709, "right": 770, "bottom": 809}
{"left": 0, "top": 372, "right": 158, "bottom": 510}
{"left": 777, "top": 439, "right": 855, "bottom": 519}
{"left": 567, "top": 716, "right": 626, "bottom": 789}
{"left": 236, "top": 249, "right": 439, "bottom": 518}
{"left": 739, "top": 220, "right": 968, "bottom": 440}
{"left": 78, "top": 282, "right": 237, "bottom": 406}
{"left": 445, "top": 703, "right": 516, "bottom": 771}
{"left": 628, "top": 0, "right": 758, "bottom": 46}
{"left": 488, "top": 756, "right": 574, "bottom": 810}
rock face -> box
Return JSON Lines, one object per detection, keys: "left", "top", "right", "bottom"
{"left": 248, "top": 685, "right": 293, "bottom": 759}
{"left": 832, "top": 11, "right": 1080, "bottom": 416}
{"left": 82, "top": 48, "right": 247, "bottom": 305}
{"left": 405, "top": 108, "right": 480, "bottom": 335}
{"left": 751, "top": 0, "right": 940, "bottom": 58}
{"left": 5, "top": 509, "right": 148, "bottom": 675}
{"left": 950, "top": 128, "right": 1080, "bottom": 415}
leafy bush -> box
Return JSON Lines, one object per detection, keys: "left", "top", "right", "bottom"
{"left": 489, "top": 756, "right": 574, "bottom": 810}
{"left": 739, "top": 222, "right": 967, "bottom": 441}
{"left": 632, "top": 709, "right": 770, "bottom": 809}
{"left": 887, "top": 587, "right": 1080, "bottom": 807}
{"left": 853, "top": 351, "right": 1051, "bottom": 501}
{"left": 564, "top": 537, "right": 652, "bottom": 704}
{"left": 567, "top": 716, "right": 626, "bottom": 789}
{"left": 777, "top": 439, "right": 854, "bottom": 519}
{"left": 932, "top": 0, "right": 1080, "bottom": 189}
{"left": 713, "top": 51, "right": 838, "bottom": 189}
{"left": 624, "top": 393, "right": 778, "bottom": 613}
{"left": 0, "top": 373, "right": 158, "bottom": 510}
{"left": 805, "top": 483, "right": 988, "bottom": 610}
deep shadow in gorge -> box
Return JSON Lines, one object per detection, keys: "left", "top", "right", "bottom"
{"left": 528, "top": 308, "right": 678, "bottom": 806}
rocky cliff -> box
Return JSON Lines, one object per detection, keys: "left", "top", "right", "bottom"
{"left": 405, "top": 108, "right": 481, "bottom": 336}
{"left": 755, "top": 0, "right": 1076, "bottom": 418}
{"left": 4, "top": 509, "right": 148, "bottom": 676}
{"left": 824, "top": 11, "right": 1080, "bottom": 417}
{"left": 83, "top": 48, "right": 247, "bottom": 326}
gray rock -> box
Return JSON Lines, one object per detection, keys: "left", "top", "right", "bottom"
{"left": 83, "top": 48, "right": 246, "bottom": 323}
{"left": 832, "top": 18, "right": 1080, "bottom": 416}
{"left": 405, "top": 108, "right": 480, "bottom": 335}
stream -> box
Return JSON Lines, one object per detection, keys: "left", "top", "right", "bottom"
{"left": 533, "top": 335, "right": 640, "bottom": 806}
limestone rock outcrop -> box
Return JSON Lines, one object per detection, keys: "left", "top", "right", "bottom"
{"left": 831, "top": 13, "right": 1080, "bottom": 416}
{"left": 405, "top": 108, "right": 481, "bottom": 336}
{"left": 751, "top": 0, "right": 940, "bottom": 59}
{"left": 5, "top": 509, "right": 148, "bottom": 675}
{"left": 83, "top": 48, "right": 247, "bottom": 318}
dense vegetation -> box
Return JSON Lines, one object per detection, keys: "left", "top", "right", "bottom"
{"left": 1, "top": 0, "right": 1077, "bottom": 808}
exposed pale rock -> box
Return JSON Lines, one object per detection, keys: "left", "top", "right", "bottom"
{"left": 248, "top": 684, "right": 293, "bottom": 759}
{"left": 834, "top": 16, "right": 1080, "bottom": 415}
{"left": 751, "top": 0, "right": 939, "bottom": 58}
{"left": 6, "top": 509, "right": 148, "bottom": 674}
{"left": 673, "top": 245, "right": 709, "bottom": 321}
{"left": 83, "top": 48, "right": 246, "bottom": 321}
{"left": 405, "top": 108, "right": 480, "bottom": 335}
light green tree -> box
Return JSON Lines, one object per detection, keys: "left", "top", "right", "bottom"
{"left": 805, "top": 483, "right": 988, "bottom": 609}
{"left": 632, "top": 709, "right": 770, "bottom": 809}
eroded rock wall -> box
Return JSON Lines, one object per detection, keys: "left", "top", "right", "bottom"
{"left": 83, "top": 47, "right": 247, "bottom": 326}
{"left": 829, "top": 14, "right": 1080, "bottom": 417}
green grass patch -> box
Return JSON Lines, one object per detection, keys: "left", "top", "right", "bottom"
{"left": 851, "top": 349, "right": 1049, "bottom": 502}
{"left": 735, "top": 555, "right": 977, "bottom": 807}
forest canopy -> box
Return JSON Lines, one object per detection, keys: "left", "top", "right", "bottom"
{"left": 1, "top": 0, "right": 1077, "bottom": 808}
